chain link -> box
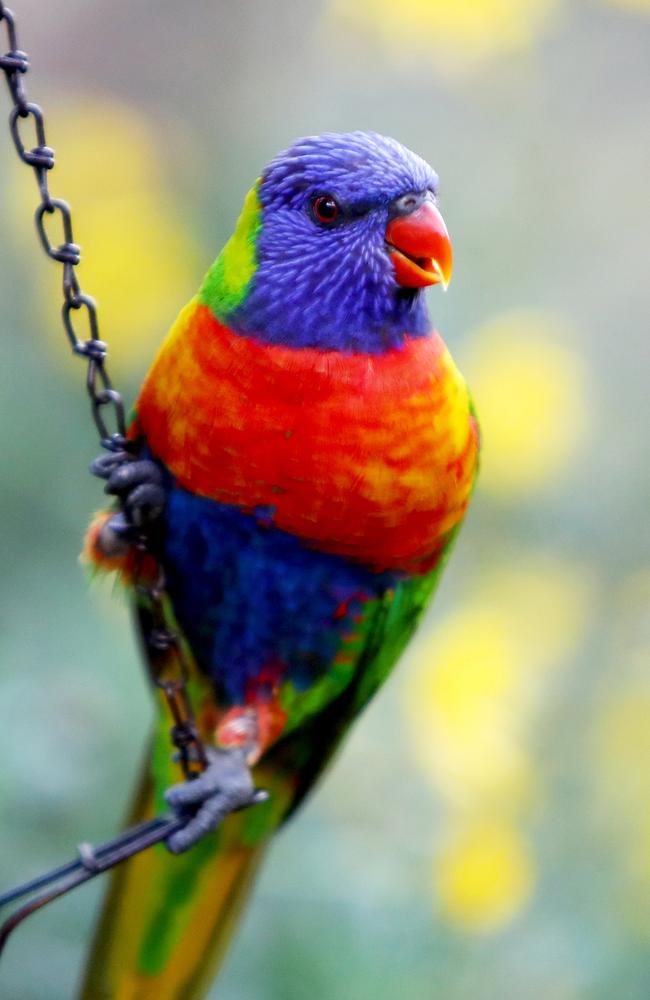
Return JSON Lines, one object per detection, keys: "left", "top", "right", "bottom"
{"left": 0, "top": 1, "right": 206, "bottom": 780}
{"left": 0, "top": 2, "right": 124, "bottom": 448}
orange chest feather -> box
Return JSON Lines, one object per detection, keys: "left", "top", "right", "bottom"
{"left": 135, "top": 301, "right": 479, "bottom": 573}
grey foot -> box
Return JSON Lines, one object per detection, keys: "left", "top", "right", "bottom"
{"left": 90, "top": 451, "right": 165, "bottom": 553}
{"left": 164, "top": 746, "right": 268, "bottom": 854}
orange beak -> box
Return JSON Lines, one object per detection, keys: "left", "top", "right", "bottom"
{"left": 386, "top": 200, "right": 453, "bottom": 289}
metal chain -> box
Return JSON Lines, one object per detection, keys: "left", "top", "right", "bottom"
{"left": 0, "top": 1, "right": 206, "bottom": 780}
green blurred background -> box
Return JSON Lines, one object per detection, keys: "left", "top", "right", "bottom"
{"left": 0, "top": 1, "right": 648, "bottom": 997}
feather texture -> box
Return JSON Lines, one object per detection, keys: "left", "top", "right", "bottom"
{"left": 134, "top": 301, "right": 478, "bottom": 573}
{"left": 81, "top": 130, "right": 479, "bottom": 999}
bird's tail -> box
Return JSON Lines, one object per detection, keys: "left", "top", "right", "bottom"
{"left": 78, "top": 745, "right": 271, "bottom": 1000}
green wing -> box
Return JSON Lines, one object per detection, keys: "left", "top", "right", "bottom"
{"left": 265, "top": 534, "right": 459, "bottom": 821}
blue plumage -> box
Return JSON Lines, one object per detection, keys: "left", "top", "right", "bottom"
{"left": 229, "top": 131, "right": 439, "bottom": 352}
{"left": 160, "top": 462, "right": 399, "bottom": 705}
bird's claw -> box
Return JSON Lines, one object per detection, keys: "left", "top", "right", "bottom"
{"left": 164, "top": 746, "right": 268, "bottom": 854}
{"left": 90, "top": 451, "right": 165, "bottom": 554}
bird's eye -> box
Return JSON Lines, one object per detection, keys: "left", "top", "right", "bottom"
{"left": 312, "top": 194, "right": 340, "bottom": 224}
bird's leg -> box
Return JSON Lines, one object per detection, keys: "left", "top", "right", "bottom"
{"left": 90, "top": 454, "right": 268, "bottom": 852}
{"left": 164, "top": 745, "right": 268, "bottom": 854}
{"left": 90, "top": 451, "right": 166, "bottom": 555}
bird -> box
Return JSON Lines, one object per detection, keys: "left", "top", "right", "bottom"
{"left": 79, "top": 130, "right": 479, "bottom": 1000}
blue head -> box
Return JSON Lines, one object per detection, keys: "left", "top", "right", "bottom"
{"left": 200, "top": 131, "right": 453, "bottom": 353}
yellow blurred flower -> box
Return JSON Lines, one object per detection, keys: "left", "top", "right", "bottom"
{"left": 596, "top": 690, "right": 650, "bottom": 820}
{"left": 435, "top": 819, "right": 535, "bottom": 931}
{"left": 463, "top": 311, "right": 589, "bottom": 500}
{"left": 470, "top": 557, "right": 595, "bottom": 673}
{"left": 593, "top": 683, "right": 650, "bottom": 934}
{"left": 406, "top": 606, "right": 534, "bottom": 810}
{"left": 404, "top": 553, "right": 593, "bottom": 929}
{"left": 326, "top": 0, "right": 561, "bottom": 74}
{"left": 584, "top": 571, "right": 650, "bottom": 934}
{"left": 11, "top": 96, "right": 202, "bottom": 377}
{"left": 404, "top": 553, "right": 593, "bottom": 800}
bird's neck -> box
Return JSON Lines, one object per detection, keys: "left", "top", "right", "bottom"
{"left": 197, "top": 182, "right": 430, "bottom": 353}
{"left": 229, "top": 278, "right": 430, "bottom": 353}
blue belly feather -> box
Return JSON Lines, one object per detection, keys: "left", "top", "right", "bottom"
{"left": 159, "top": 467, "right": 399, "bottom": 705}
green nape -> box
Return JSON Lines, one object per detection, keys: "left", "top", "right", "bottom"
{"left": 198, "top": 180, "right": 262, "bottom": 320}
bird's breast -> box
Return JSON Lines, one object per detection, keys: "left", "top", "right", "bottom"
{"left": 135, "top": 300, "right": 479, "bottom": 574}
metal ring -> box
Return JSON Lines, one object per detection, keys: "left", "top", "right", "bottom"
{"left": 9, "top": 103, "right": 50, "bottom": 164}
{"left": 87, "top": 370, "right": 127, "bottom": 443}
{"left": 77, "top": 842, "right": 101, "bottom": 873}
{"left": 0, "top": 6, "right": 24, "bottom": 65}
{"left": 62, "top": 292, "right": 100, "bottom": 354}
{"left": 35, "top": 198, "right": 80, "bottom": 264}
{"left": 0, "top": 48, "right": 28, "bottom": 73}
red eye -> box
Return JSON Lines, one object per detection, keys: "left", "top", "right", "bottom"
{"left": 312, "top": 194, "right": 340, "bottom": 224}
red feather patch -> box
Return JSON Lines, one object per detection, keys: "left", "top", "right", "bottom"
{"left": 134, "top": 301, "right": 478, "bottom": 573}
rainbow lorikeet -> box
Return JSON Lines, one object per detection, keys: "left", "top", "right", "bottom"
{"left": 80, "top": 131, "right": 479, "bottom": 999}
